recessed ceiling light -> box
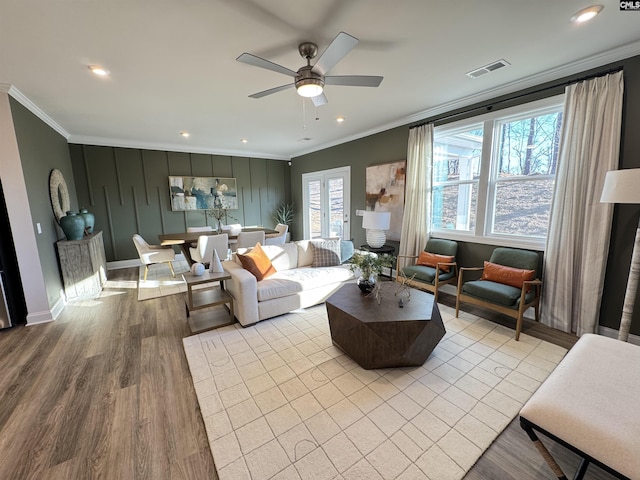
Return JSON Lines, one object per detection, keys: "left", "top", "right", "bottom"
{"left": 241, "top": 138, "right": 248, "bottom": 143}
{"left": 180, "top": 131, "right": 190, "bottom": 138}
{"left": 88, "top": 65, "right": 109, "bottom": 76}
{"left": 570, "top": 5, "right": 603, "bottom": 23}
{"left": 336, "top": 116, "right": 346, "bottom": 123}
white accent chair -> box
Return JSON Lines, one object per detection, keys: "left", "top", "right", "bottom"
{"left": 265, "top": 223, "right": 288, "bottom": 245}
{"left": 224, "top": 224, "right": 243, "bottom": 252}
{"left": 187, "top": 226, "right": 214, "bottom": 233}
{"left": 236, "top": 231, "right": 265, "bottom": 249}
{"left": 189, "top": 234, "right": 229, "bottom": 265}
{"left": 186, "top": 226, "right": 213, "bottom": 247}
{"left": 132, "top": 234, "right": 176, "bottom": 281}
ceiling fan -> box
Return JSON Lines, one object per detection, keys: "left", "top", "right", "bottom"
{"left": 236, "top": 31, "right": 383, "bottom": 107}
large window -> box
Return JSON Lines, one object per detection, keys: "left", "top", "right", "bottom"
{"left": 432, "top": 96, "right": 563, "bottom": 248}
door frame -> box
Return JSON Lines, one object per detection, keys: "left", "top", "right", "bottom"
{"left": 302, "top": 166, "right": 351, "bottom": 240}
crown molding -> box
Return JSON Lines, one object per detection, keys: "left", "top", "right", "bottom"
{"left": 5, "top": 39, "right": 640, "bottom": 161}
{"left": 3, "top": 85, "right": 70, "bottom": 139}
{"left": 290, "top": 39, "right": 640, "bottom": 158}
{"left": 67, "top": 135, "right": 290, "bottom": 161}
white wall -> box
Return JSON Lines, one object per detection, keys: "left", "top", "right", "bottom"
{"left": 0, "top": 92, "right": 52, "bottom": 324}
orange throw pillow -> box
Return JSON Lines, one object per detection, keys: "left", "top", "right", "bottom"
{"left": 237, "top": 243, "right": 277, "bottom": 281}
{"left": 481, "top": 261, "right": 535, "bottom": 289}
{"left": 416, "top": 252, "right": 454, "bottom": 272}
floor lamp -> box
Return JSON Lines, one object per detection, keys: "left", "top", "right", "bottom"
{"left": 600, "top": 168, "right": 640, "bottom": 342}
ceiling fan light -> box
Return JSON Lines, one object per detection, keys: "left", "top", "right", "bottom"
{"left": 296, "top": 79, "right": 324, "bottom": 98}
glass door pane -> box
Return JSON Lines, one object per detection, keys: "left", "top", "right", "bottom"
{"left": 308, "top": 180, "right": 322, "bottom": 239}
{"left": 328, "top": 177, "right": 344, "bottom": 238}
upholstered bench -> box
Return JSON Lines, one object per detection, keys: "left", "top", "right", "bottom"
{"left": 519, "top": 334, "right": 640, "bottom": 480}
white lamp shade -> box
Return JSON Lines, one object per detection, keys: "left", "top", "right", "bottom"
{"left": 601, "top": 169, "right": 640, "bottom": 204}
{"left": 362, "top": 211, "right": 391, "bottom": 230}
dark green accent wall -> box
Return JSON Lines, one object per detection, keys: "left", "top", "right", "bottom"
{"left": 290, "top": 126, "right": 409, "bottom": 248}
{"left": 68, "top": 145, "right": 291, "bottom": 262}
{"left": 9, "top": 97, "right": 77, "bottom": 308}
{"left": 292, "top": 54, "right": 640, "bottom": 337}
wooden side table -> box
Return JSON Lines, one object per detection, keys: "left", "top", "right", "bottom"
{"left": 183, "top": 270, "right": 235, "bottom": 334}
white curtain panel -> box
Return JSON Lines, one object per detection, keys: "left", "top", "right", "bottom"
{"left": 542, "top": 71, "right": 624, "bottom": 336}
{"left": 399, "top": 123, "right": 433, "bottom": 262}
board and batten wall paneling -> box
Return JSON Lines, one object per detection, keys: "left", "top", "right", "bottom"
{"left": 69, "top": 145, "right": 291, "bottom": 262}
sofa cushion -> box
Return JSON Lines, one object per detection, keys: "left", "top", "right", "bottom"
{"left": 311, "top": 239, "right": 341, "bottom": 267}
{"left": 237, "top": 243, "right": 277, "bottom": 281}
{"left": 296, "top": 240, "right": 315, "bottom": 267}
{"left": 256, "top": 265, "right": 353, "bottom": 302}
{"left": 340, "top": 240, "right": 354, "bottom": 263}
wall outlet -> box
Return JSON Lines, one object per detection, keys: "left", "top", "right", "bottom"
{"left": 36, "top": 223, "right": 42, "bottom": 234}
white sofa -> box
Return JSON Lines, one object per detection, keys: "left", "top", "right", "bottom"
{"left": 222, "top": 240, "right": 355, "bottom": 327}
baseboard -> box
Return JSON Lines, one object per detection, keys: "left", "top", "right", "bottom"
{"left": 441, "top": 284, "right": 640, "bottom": 344}
{"left": 26, "top": 309, "right": 54, "bottom": 326}
{"left": 598, "top": 325, "right": 640, "bottom": 345}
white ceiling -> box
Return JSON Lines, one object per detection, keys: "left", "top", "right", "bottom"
{"left": 1, "top": 0, "right": 639, "bottom": 161}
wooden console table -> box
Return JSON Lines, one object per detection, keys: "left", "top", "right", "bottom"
{"left": 56, "top": 231, "right": 107, "bottom": 300}
{"left": 183, "top": 271, "right": 235, "bottom": 333}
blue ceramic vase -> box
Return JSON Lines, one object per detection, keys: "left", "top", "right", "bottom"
{"left": 60, "top": 210, "right": 85, "bottom": 241}
{"left": 78, "top": 208, "right": 95, "bottom": 234}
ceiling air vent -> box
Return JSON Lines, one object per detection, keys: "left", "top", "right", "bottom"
{"left": 466, "top": 59, "right": 511, "bottom": 79}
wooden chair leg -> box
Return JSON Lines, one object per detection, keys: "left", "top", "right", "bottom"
{"left": 167, "top": 261, "right": 176, "bottom": 277}
{"left": 143, "top": 265, "right": 149, "bottom": 282}
{"left": 515, "top": 313, "right": 523, "bottom": 341}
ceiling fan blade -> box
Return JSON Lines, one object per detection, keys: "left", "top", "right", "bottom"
{"left": 312, "top": 31, "right": 359, "bottom": 76}
{"left": 249, "top": 83, "right": 295, "bottom": 99}
{"left": 324, "top": 75, "right": 383, "bottom": 87}
{"left": 311, "top": 93, "right": 328, "bottom": 107}
{"left": 236, "top": 53, "right": 298, "bottom": 78}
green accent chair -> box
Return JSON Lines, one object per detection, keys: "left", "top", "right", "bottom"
{"left": 456, "top": 247, "right": 542, "bottom": 341}
{"left": 396, "top": 238, "right": 458, "bottom": 302}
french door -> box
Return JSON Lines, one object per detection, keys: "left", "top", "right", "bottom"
{"left": 302, "top": 166, "right": 350, "bottom": 240}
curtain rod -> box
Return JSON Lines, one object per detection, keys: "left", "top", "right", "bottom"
{"left": 410, "top": 65, "right": 624, "bottom": 129}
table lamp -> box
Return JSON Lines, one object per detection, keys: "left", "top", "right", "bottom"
{"left": 600, "top": 168, "right": 640, "bottom": 342}
{"left": 362, "top": 211, "right": 391, "bottom": 248}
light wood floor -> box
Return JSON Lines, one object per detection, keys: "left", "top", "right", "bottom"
{"left": 0, "top": 268, "right": 617, "bottom": 480}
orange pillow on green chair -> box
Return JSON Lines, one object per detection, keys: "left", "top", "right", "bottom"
{"left": 481, "top": 261, "right": 535, "bottom": 289}
{"left": 416, "top": 252, "right": 455, "bottom": 273}
{"left": 237, "top": 243, "right": 277, "bottom": 281}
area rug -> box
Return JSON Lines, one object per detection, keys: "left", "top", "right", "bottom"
{"left": 137, "top": 260, "right": 190, "bottom": 300}
{"left": 183, "top": 303, "right": 567, "bottom": 480}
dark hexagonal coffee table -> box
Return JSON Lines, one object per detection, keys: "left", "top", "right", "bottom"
{"left": 326, "top": 283, "right": 445, "bottom": 370}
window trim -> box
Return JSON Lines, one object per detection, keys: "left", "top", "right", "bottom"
{"left": 431, "top": 95, "right": 564, "bottom": 251}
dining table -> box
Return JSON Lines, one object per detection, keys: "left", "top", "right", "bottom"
{"left": 158, "top": 227, "right": 278, "bottom": 264}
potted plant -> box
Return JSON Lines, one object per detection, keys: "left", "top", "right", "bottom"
{"left": 273, "top": 202, "right": 295, "bottom": 241}
{"left": 349, "top": 252, "right": 395, "bottom": 293}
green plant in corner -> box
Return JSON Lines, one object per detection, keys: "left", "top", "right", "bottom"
{"left": 273, "top": 202, "right": 295, "bottom": 226}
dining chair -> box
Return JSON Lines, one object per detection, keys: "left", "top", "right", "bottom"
{"left": 190, "top": 233, "right": 229, "bottom": 265}
{"left": 236, "top": 231, "right": 266, "bottom": 249}
{"left": 265, "top": 223, "right": 288, "bottom": 245}
{"left": 132, "top": 234, "right": 176, "bottom": 281}
{"left": 186, "top": 226, "right": 213, "bottom": 247}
